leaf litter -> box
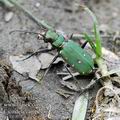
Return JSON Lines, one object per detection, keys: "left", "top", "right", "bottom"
{"left": 3, "top": 0, "right": 120, "bottom": 120}
{"left": 91, "top": 48, "right": 120, "bottom": 120}
{"left": 8, "top": 25, "right": 120, "bottom": 120}
{"left": 9, "top": 55, "right": 41, "bottom": 82}
{"left": 9, "top": 53, "right": 63, "bottom": 82}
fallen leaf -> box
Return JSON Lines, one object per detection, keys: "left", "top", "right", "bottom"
{"left": 38, "top": 53, "right": 63, "bottom": 69}
{"left": 103, "top": 107, "right": 120, "bottom": 113}
{"left": 72, "top": 92, "right": 89, "bottom": 120}
{"left": 107, "top": 117, "right": 120, "bottom": 120}
{"left": 9, "top": 55, "right": 41, "bottom": 82}
{"left": 102, "top": 48, "right": 120, "bottom": 71}
{"left": 38, "top": 53, "right": 53, "bottom": 69}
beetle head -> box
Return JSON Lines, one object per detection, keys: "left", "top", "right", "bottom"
{"left": 43, "top": 30, "right": 59, "bottom": 43}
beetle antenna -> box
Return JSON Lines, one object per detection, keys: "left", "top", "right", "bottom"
{"left": 9, "top": 30, "right": 39, "bottom": 35}
{"left": 9, "top": 30, "right": 45, "bottom": 39}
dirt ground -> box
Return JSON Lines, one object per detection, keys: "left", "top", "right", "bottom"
{"left": 0, "top": 0, "right": 120, "bottom": 120}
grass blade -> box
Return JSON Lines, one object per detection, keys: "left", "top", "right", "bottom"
{"left": 84, "top": 33, "right": 96, "bottom": 52}
{"left": 81, "top": 5, "right": 102, "bottom": 58}
{"left": 94, "top": 23, "right": 102, "bottom": 57}
{"left": 72, "top": 92, "right": 89, "bottom": 120}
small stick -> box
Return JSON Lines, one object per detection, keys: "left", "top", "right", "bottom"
{"left": 62, "top": 72, "right": 79, "bottom": 81}
{"left": 56, "top": 72, "right": 70, "bottom": 75}
{"left": 47, "top": 105, "right": 52, "bottom": 119}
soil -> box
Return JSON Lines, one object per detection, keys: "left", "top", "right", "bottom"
{"left": 0, "top": 0, "right": 120, "bottom": 119}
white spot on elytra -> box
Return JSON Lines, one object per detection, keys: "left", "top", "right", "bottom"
{"left": 72, "top": 64, "right": 74, "bottom": 67}
{"left": 90, "top": 70, "right": 92, "bottom": 73}
{"left": 65, "top": 57, "right": 68, "bottom": 60}
{"left": 84, "top": 54, "right": 86, "bottom": 57}
{"left": 78, "top": 61, "right": 81, "bottom": 64}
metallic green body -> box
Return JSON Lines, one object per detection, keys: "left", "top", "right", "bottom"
{"left": 60, "top": 40, "right": 94, "bottom": 74}
{"left": 45, "top": 30, "right": 94, "bottom": 74}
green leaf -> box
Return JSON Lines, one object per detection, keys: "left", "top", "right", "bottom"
{"left": 94, "top": 23, "right": 102, "bottom": 58}
{"left": 84, "top": 33, "right": 96, "bottom": 52}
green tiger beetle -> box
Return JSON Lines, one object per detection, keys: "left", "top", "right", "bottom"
{"left": 39, "top": 30, "right": 94, "bottom": 75}
{"left": 10, "top": 28, "right": 98, "bottom": 93}
{"left": 8, "top": 0, "right": 105, "bottom": 92}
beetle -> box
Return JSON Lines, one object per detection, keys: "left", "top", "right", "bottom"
{"left": 9, "top": 0, "right": 101, "bottom": 92}
{"left": 7, "top": 0, "right": 98, "bottom": 76}
{"left": 39, "top": 30, "right": 95, "bottom": 75}
{"left": 10, "top": 28, "right": 96, "bottom": 86}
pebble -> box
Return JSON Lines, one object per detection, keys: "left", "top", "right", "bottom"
{"left": 112, "top": 12, "right": 118, "bottom": 18}
{"left": 99, "top": 24, "right": 110, "bottom": 34}
{"left": 47, "top": 43, "right": 52, "bottom": 49}
{"left": 35, "top": 2, "right": 40, "bottom": 8}
{"left": 23, "top": 42, "right": 33, "bottom": 53}
{"left": 4, "top": 11, "right": 14, "bottom": 22}
{"left": 115, "top": 39, "right": 120, "bottom": 45}
{"left": 117, "top": 52, "right": 120, "bottom": 57}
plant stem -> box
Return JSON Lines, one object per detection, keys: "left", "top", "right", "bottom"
{"left": 8, "top": 0, "right": 54, "bottom": 30}
{"left": 95, "top": 57, "right": 108, "bottom": 76}
{"left": 71, "top": 34, "right": 118, "bottom": 40}
{"left": 0, "top": 0, "right": 14, "bottom": 8}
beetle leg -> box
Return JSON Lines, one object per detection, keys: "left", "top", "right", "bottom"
{"left": 79, "top": 71, "right": 101, "bottom": 95}
{"left": 41, "top": 53, "right": 59, "bottom": 80}
{"left": 70, "top": 33, "right": 88, "bottom": 49}
{"left": 80, "top": 78, "right": 100, "bottom": 95}
{"left": 69, "top": 33, "right": 73, "bottom": 39}
{"left": 64, "top": 64, "right": 78, "bottom": 81}
{"left": 21, "top": 48, "right": 54, "bottom": 61}
{"left": 81, "top": 41, "right": 88, "bottom": 48}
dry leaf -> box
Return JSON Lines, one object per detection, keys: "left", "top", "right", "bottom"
{"left": 72, "top": 92, "right": 89, "bottom": 120}
{"left": 38, "top": 53, "right": 63, "bottom": 69}
{"left": 9, "top": 55, "right": 41, "bottom": 82}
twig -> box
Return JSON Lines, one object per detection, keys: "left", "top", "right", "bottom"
{"left": 47, "top": 105, "right": 52, "bottom": 119}
{"left": 62, "top": 72, "right": 79, "bottom": 81}
{"left": 56, "top": 72, "right": 70, "bottom": 75}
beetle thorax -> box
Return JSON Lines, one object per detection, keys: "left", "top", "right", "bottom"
{"left": 45, "top": 30, "right": 65, "bottom": 48}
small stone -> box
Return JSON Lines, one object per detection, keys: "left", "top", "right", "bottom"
{"left": 35, "top": 2, "right": 40, "bottom": 8}
{"left": 112, "top": 12, "right": 118, "bottom": 18}
{"left": 115, "top": 39, "right": 120, "bottom": 45}
{"left": 47, "top": 43, "right": 52, "bottom": 49}
{"left": 117, "top": 52, "right": 120, "bottom": 57}
{"left": 4, "top": 11, "right": 14, "bottom": 22}
{"left": 23, "top": 42, "right": 33, "bottom": 53}
{"left": 99, "top": 24, "right": 109, "bottom": 34}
